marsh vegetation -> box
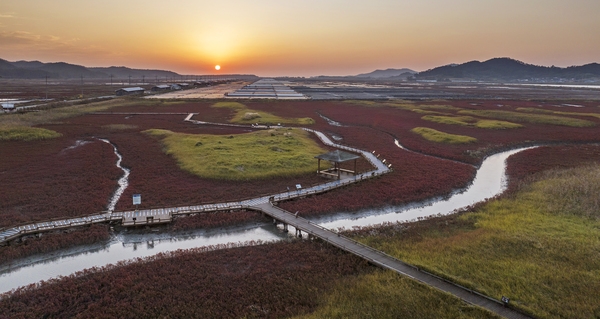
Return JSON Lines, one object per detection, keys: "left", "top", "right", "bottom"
{"left": 411, "top": 127, "right": 477, "bottom": 144}
{"left": 350, "top": 164, "right": 600, "bottom": 318}
{"left": 212, "top": 101, "right": 315, "bottom": 125}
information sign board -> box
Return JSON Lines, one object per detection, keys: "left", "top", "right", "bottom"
{"left": 133, "top": 194, "right": 141, "bottom": 205}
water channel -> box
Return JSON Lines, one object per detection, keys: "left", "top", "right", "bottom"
{"left": 0, "top": 143, "right": 534, "bottom": 295}
{"left": 98, "top": 138, "right": 130, "bottom": 212}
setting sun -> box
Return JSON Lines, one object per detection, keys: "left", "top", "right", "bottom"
{"left": 215, "top": 65, "right": 221, "bottom": 71}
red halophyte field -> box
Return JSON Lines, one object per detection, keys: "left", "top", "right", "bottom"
{"left": 0, "top": 79, "right": 119, "bottom": 101}
{"left": 506, "top": 144, "right": 600, "bottom": 189}
{"left": 306, "top": 100, "right": 600, "bottom": 164}
{"left": 169, "top": 210, "right": 265, "bottom": 231}
{"left": 0, "top": 138, "right": 121, "bottom": 228}
{"left": 0, "top": 240, "right": 372, "bottom": 318}
{"left": 3, "top": 99, "right": 600, "bottom": 228}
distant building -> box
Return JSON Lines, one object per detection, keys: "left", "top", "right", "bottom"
{"left": 170, "top": 84, "right": 182, "bottom": 90}
{"left": 115, "top": 87, "right": 145, "bottom": 96}
{"left": 2, "top": 103, "right": 15, "bottom": 111}
{"left": 194, "top": 81, "right": 210, "bottom": 87}
{"left": 151, "top": 84, "right": 170, "bottom": 92}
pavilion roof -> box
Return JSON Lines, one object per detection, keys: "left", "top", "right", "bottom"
{"left": 315, "top": 150, "right": 360, "bottom": 163}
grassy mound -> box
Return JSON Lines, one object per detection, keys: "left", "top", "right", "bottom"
{"left": 517, "top": 107, "right": 600, "bottom": 120}
{"left": 411, "top": 127, "right": 477, "bottom": 144}
{"left": 0, "top": 127, "right": 62, "bottom": 141}
{"left": 458, "top": 109, "right": 595, "bottom": 127}
{"left": 102, "top": 124, "right": 138, "bottom": 131}
{"left": 352, "top": 165, "right": 600, "bottom": 318}
{"left": 345, "top": 100, "right": 462, "bottom": 114}
{"left": 212, "top": 101, "right": 314, "bottom": 125}
{"left": 145, "top": 128, "right": 328, "bottom": 180}
{"left": 422, "top": 115, "right": 522, "bottom": 129}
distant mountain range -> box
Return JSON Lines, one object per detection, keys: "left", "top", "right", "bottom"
{"left": 0, "top": 58, "right": 181, "bottom": 79}
{"left": 355, "top": 68, "right": 416, "bottom": 79}
{"left": 2, "top": 57, "right": 599, "bottom": 82}
{"left": 308, "top": 68, "right": 416, "bottom": 81}
{"left": 0, "top": 58, "right": 258, "bottom": 80}
{"left": 415, "top": 58, "right": 600, "bottom": 81}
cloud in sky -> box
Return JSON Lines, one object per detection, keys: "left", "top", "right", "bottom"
{"left": 0, "top": 12, "right": 15, "bottom": 19}
{"left": 1, "top": 0, "right": 599, "bottom": 76}
{"left": 0, "top": 30, "right": 121, "bottom": 64}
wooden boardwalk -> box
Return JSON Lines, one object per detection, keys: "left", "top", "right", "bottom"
{"left": 252, "top": 202, "right": 532, "bottom": 319}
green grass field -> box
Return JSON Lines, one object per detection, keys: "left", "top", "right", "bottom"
{"left": 0, "top": 98, "right": 134, "bottom": 129}
{"left": 343, "top": 100, "right": 462, "bottom": 114}
{"left": 145, "top": 128, "right": 329, "bottom": 180}
{"left": 458, "top": 109, "right": 595, "bottom": 127}
{"left": 422, "top": 115, "right": 522, "bottom": 129}
{"left": 517, "top": 107, "right": 600, "bottom": 120}
{"left": 295, "top": 270, "right": 499, "bottom": 319}
{"left": 212, "top": 101, "right": 315, "bottom": 125}
{"left": 102, "top": 124, "right": 139, "bottom": 131}
{"left": 411, "top": 127, "right": 477, "bottom": 144}
{"left": 352, "top": 165, "right": 600, "bottom": 318}
{"left": 0, "top": 127, "right": 62, "bottom": 141}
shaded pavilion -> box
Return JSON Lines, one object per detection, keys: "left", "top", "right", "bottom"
{"left": 315, "top": 150, "right": 360, "bottom": 180}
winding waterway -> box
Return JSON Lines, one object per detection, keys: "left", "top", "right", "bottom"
{"left": 0, "top": 143, "right": 534, "bottom": 295}
{"left": 98, "top": 138, "right": 130, "bottom": 212}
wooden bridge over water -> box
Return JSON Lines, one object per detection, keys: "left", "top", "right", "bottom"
{"left": 0, "top": 201, "right": 532, "bottom": 318}
{"left": 251, "top": 202, "right": 531, "bottom": 319}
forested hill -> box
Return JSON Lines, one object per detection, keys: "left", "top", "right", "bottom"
{"left": 415, "top": 58, "right": 600, "bottom": 81}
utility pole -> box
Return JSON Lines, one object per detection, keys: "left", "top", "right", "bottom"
{"left": 142, "top": 75, "right": 145, "bottom": 85}
{"left": 45, "top": 75, "right": 48, "bottom": 100}
{"left": 80, "top": 75, "right": 83, "bottom": 98}
{"left": 128, "top": 75, "right": 131, "bottom": 85}
{"left": 110, "top": 74, "right": 113, "bottom": 86}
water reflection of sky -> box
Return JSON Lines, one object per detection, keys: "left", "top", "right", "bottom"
{"left": 1, "top": 225, "right": 287, "bottom": 294}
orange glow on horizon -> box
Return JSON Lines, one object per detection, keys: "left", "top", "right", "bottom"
{"left": 0, "top": 1, "right": 599, "bottom": 76}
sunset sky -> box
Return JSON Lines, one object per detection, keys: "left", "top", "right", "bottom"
{"left": 1, "top": 0, "right": 599, "bottom": 77}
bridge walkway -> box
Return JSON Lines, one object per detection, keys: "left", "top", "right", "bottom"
{"left": 252, "top": 202, "right": 531, "bottom": 319}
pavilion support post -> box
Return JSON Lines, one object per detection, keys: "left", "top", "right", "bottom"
{"left": 337, "top": 163, "right": 340, "bottom": 180}
{"left": 317, "top": 158, "right": 321, "bottom": 174}
{"left": 354, "top": 159, "right": 357, "bottom": 175}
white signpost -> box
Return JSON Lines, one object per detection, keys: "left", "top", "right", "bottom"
{"left": 133, "top": 194, "right": 141, "bottom": 209}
